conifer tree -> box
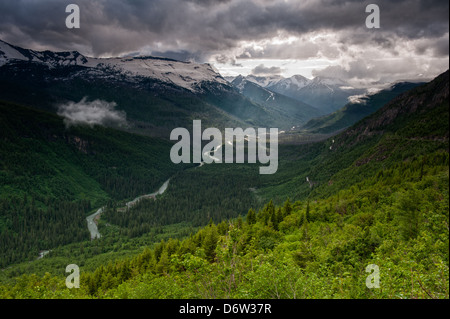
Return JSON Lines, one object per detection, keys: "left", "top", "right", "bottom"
{"left": 246, "top": 208, "right": 256, "bottom": 225}
{"left": 306, "top": 200, "right": 311, "bottom": 221}
{"left": 203, "top": 224, "right": 219, "bottom": 263}
{"left": 283, "top": 198, "right": 292, "bottom": 217}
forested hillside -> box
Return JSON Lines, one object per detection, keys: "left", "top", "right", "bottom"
{"left": 0, "top": 100, "right": 187, "bottom": 267}
{"left": 1, "top": 150, "right": 447, "bottom": 298}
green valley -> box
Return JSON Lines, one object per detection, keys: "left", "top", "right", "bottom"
{"left": 0, "top": 67, "right": 448, "bottom": 300}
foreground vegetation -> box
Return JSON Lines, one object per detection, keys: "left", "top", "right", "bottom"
{"left": 1, "top": 150, "right": 448, "bottom": 299}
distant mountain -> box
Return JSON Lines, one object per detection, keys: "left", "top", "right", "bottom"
{"left": 236, "top": 73, "right": 366, "bottom": 114}
{"left": 297, "top": 77, "right": 361, "bottom": 113}
{"left": 231, "top": 75, "right": 323, "bottom": 128}
{"left": 0, "top": 40, "right": 303, "bottom": 135}
{"left": 265, "top": 74, "right": 311, "bottom": 95}
{"left": 244, "top": 74, "right": 285, "bottom": 88}
{"left": 223, "top": 76, "right": 237, "bottom": 83}
{"left": 301, "top": 81, "right": 425, "bottom": 133}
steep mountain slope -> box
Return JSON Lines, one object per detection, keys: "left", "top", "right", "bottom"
{"left": 0, "top": 100, "right": 184, "bottom": 202}
{"left": 302, "top": 81, "right": 424, "bottom": 134}
{"left": 312, "top": 69, "right": 448, "bottom": 196}
{"left": 231, "top": 75, "right": 323, "bottom": 127}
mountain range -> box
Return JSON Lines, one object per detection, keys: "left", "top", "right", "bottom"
{"left": 2, "top": 39, "right": 424, "bottom": 137}
{"left": 231, "top": 75, "right": 323, "bottom": 128}
{"left": 0, "top": 39, "right": 323, "bottom": 135}
{"left": 229, "top": 73, "right": 366, "bottom": 114}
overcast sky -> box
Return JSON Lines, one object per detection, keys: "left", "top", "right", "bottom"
{"left": 0, "top": 0, "right": 448, "bottom": 86}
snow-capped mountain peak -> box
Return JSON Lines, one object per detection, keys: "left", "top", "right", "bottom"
{"left": 268, "top": 74, "right": 311, "bottom": 91}
{"left": 84, "top": 56, "right": 228, "bottom": 91}
{"left": 0, "top": 39, "right": 89, "bottom": 67}
{"left": 0, "top": 40, "right": 27, "bottom": 62}
{"left": 0, "top": 39, "right": 228, "bottom": 92}
{"left": 244, "top": 74, "right": 284, "bottom": 88}
{"left": 232, "top": 72, "right": 366, "bottom": 114}
{"left": 288, "top": 74, "right": 311, "bottom": 86}
{"left": 230, "top": 74, "right": 249, "bottom": 92}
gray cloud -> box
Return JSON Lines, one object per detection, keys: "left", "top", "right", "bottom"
{"left": 57, "top": 97, "right": 127, "bottom": 128}
{"left": 311, "top": 56, "right": 447, "bottom": 87}
{"left": 186, "top": 0, "right": 232, "bottom": 6}
{"left": 214, "top": 54, "right": 243, "bottom": 66}
{"left": 0, "top": 0, "right": 448, "bottom": 56}
{"left": 251, "top": 64, "right": 283, "bottom": 75}
{"left": 0, "top": 0, "right": 448, "bottom": 82}
{"left": 432, "top": 36, "right": 449, "bottom": 57}
{"left": 149, "top": 50, "right": 203, "bottom": 62}
{"left": 235, "top": 39, "right": 321, "bottom": 60}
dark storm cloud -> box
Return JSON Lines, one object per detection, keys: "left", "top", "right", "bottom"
{"left": 214, "top": 54, "right": 243, "bottom": 66}
{"left": 433, "top": 36, "right": 450, "bottom": 57}
{"left": 186, "top": 0, "right": 232, "bottom": 6}
{"left": 251, "top": 64, "right": 282, "bottom": 75}
{"left": 150, "top": 50, "right": 203, "bottom": 62}
{"left": 0, "top": 0, "right": 448, "bottom": 59}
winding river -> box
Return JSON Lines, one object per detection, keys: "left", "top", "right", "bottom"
{"left": 85, "top": 133, "right": 274, "bottom": 240}
{"left": 86, "top": 178, "right": 171, "bottom": 240}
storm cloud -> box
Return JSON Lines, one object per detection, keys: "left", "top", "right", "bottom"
{"left": 0, "top": 0, "right": 448, "bottom": 84}
{"left": 251, "top": 64, "right": 283, "bottom": 75}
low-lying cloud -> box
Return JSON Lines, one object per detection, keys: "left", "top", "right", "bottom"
{"left": 57, "top": 97, "right": 127, "bottom": 128}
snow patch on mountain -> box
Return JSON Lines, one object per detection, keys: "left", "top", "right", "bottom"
{"left": 0, "top": 41, "right": 28, "bottom": 62}
{"left": 265, "top": 91, "right": 275, "bottom": 101}
{"left": 245, "top": 74, "right": 284, "bottom": 87}
{"left": 82, "top": 57, "right": 228, "bottom": 91}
